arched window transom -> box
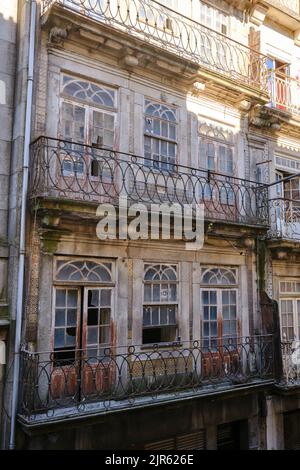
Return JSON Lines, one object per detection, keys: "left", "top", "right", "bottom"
{"left": 62, "top": 75, "right": 116, "bottom": 108}
{"left": 201, "top": 268, "right": 237, "bottom": 286}
{"left": 55, "top": 260, "right": 113, "bottom": 283}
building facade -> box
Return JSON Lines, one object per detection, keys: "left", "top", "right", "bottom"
{"left": 0, "top": 0, "right": 300, "bottom": 450}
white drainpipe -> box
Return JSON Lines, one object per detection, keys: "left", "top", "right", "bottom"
{"left": 9, "top": 0, "right": 37, "bottom": 450}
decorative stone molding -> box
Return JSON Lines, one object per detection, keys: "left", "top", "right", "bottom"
{"left": 48, "top": 25, "right": 72, "bottom": 46}
{"left": 250, "top": 3, "right": 268, "bottom": 26}
{"left": 249, "top": 105, "right": 282, "bottom": 131}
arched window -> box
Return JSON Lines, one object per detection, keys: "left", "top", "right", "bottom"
{"left": 144, "top": 100, "right": 177, "bottom": 172}
{"left": 143, "top": 264, "right": 178, "bottom": 344}
{"left": 55, "top": 259, "right": 113, "bottom": 283}
{"left": 201, "top": 267, "right": 238, "bottom": 350}
{"left": 198, "top": 122, "right": 234, "bottom": 176}
{"left": 62, "top": 75, "right": 116, "bottom": 108}
{"left": 201, "top": 268, "right": 237, "bottom": 286}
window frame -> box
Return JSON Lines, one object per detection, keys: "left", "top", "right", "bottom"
{"left": 142, "top": 263, "right": 179, "bottom": 345}
{"left": 200, "top": 267, "right": 239, "bottom": 350}
{"left": 144, "top": 99, "right": 178, "bottom": 173}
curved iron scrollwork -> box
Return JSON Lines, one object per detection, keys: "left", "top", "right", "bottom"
{"left": 30, "top": 137, "right": 269, "bottom": 227}
{"left": 41, "top": 0, "right": 268, "bottom": 91}
{"left": 19, "top": 335, "right": 274, "bottom": 420}
{"left": 268, "top": 198, "right": 300, "bottom": 241}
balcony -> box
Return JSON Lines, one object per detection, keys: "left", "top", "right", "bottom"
{"left": 268, "top": 198, "right": 300, "bottom": 242}
{"left": 41, "top": 0, "right": 269, "bottom": 96}
{"left": 268, "top": 71, "right": 300, "bottom": 119}
{"left": 251, "top": 1, "right": 300, "bottom": 32}
{"left": 278, "top": 340, "right": 300, "bottom": 388}
{"left": 264, "top": 0, "right": 300, "bottom": 15}
{"left": 29, "top": 137, "right": 269, "bottom": 228}
{"left": 18, "top": 335, "right": 274, "bottom": 424}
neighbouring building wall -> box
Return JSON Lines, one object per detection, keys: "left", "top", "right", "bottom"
{"left": 0, "top": 0, "right": 18, "bottom": 440}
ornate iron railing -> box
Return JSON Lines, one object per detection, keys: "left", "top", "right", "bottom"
{"left": 268, "top": 197, "right": 300, "bottom": 241}
{"left": 268, "top": 70, "right": 300, "bottom": 117}
{"left": 19, "top": 335, "right": 274, "bottom": 421}
{"left": 41, "top": 0, "right": 268, "bottom": 91}
{"left": 29, "top": 137, "right": 269, "bottom": 227}
{"left": 281, "top": 340, "right": 300, "bottom": 386}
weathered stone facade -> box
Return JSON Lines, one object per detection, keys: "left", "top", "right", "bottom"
{"left": 1, "top": 0, "right": 300, "bottom": 450}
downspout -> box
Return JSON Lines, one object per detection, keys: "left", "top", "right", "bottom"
{"left": 9, "top": 0, "right": 37, "bottom": 450}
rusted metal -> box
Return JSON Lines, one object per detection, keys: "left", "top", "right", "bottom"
{"left": 19, "top": 335, "right": 274, "bottom": 421}
{"left": 29, "top": 137, "right": 269, "bottom": 228}
{"left": 40, "top": 0, "right": 269, "bottom": 92}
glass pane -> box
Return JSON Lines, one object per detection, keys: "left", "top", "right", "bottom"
{"left": 66, "top": 328, "right": 76, "bottom": 346}
{"left": 143, "top": 308, "right": 151, "bottom": 326}
{"left": 153, "top": 284, "right": 160, "bottom": 302}
{"left": 87, "top": 327, "right": 98, "bottom": 345}
{"left": 153, "top": 119, "right": 160, "bottom": 136}
{"left": 144, "top": 284, "right": 152, "bottom": 302}
{"left": 101, "top": 290, "right": 111, "bottom": 306}
{"left": 223, "top": 321, "right": 230, "bottom": 336}
{"left": 55, "top": 309, "right": 65, "bottom": 327}
{"left": 152, "top": 307, "right": 159, "bottom": 325}
{"left": 210, "top": 291, "right": 217, "bottom": 304}
{"left": 230, "top": 322, "right": 237, "bottom": 335}
{"left": 56, "top": 290, "right": 66, "bottom": 308}
{"left": 104, "top": 113, "right": 114, "bottom": 130}
{"left": 88, "top": 309, "right": 99, "bottom": 326}
{"left": 54, "top": 328, "right": 65, "bottom": 348}
{"left": 160, "top": 306, "right": 168, "bottom": 325}
{"left": 168, "top": 306, "right": 176, "bottom": 325}
{"left": 99, "top": 326, "right": 110, "bottom": 344}
{"left": 230, "top": 291, "right": 236, "bottom": 303}
{"left": 211, "top": 306, "right": 217, "bottom": 320}
{"left": 161, "top": 121, "right": 168, "bottom": 138}
{"left": 100, "top": 308, "right": 110, "bottom": 325}
{"left": 222, "top": 291, "right": 229, "bottom": 304}
{"left": 169, "top": 124, "right": 176, "bottom": 140}
{"left": 67, "top": 309, "right": 77, "bottom": 326}
{"left": 67, "top": 290, "right": 78, "bottom": 307}
{"left": 170, "top": 284, "right": 177, "bottom": 301}
{"left": 203, "top": 306, "right": 209, "bottom": 320}
{"left": 211, "top": 322, "right": 217, "bottom": 337}
{"left": 89, "top": 290, "right": 99, "bottom": 308}
{"left": 223, "top": 305, "right": 230, "bottom": 320}
{"left": 202, "top": 291, "right": 209, "bottom": 305}
{"left": 203, "top": 322, "right": 209, "bottom": 337}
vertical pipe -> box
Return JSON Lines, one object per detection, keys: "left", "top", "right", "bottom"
{"left": 9, "top": 0, "right": 37, "bottom": 450}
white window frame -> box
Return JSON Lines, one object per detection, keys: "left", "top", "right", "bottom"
{"left": 144, "top": 100, "right": 178, "bottom": 172}
{"left": 142, "top": 264, "right": 179, "bottom": 345}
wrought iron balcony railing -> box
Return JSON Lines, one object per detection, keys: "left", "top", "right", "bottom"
{"left": 280, "top": 340, "right": 300, "bottom": 386}
{"left": 18, "top": 335, "right": 274, "bottom": 422}
{"left": 268, "top": 70, "right": 300, "bottom": 117}
{"left": 30, "top": 137, "right": 269, "bottom": 227}
{"left": 41, "top": 0, "right": 268, "bottom": 92}
{"left": 268, "top": 197, "right": 300, "bottom": 241}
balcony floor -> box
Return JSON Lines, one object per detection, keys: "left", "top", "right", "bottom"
{"left": 18, "top": 378, "right": 274, "bottom": 428}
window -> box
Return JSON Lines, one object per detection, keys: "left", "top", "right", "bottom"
{"left": 201, "top": 268, "right": 238, "bottom": 350}
{"left": 60, "top": 75, "right": 116, "bottom": 176}
{"left": 280, "top": 299, "right": 300, "bottom": 342}
{"left": 143, "top": 264, "right": 178, "bottom": 344}
{"left": 53, "top": 259, "right": 114, "bottom": 363}
{"left": 139, "top": 0, "right": 179, "bottom": 33}
{"left": 144, "top": 100, "right": 177, "bottom": 172}
{"left": 54, "top": 288, "right": 80, "bottom": 363}
{"left": 197, "top": 3, "right": 228, "bottom": 35}
{"left": 199, "top": 125, "right": 235, "bottom": 205}
{"left": 144, "top": 430, "right": 206, "bottom": 450}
